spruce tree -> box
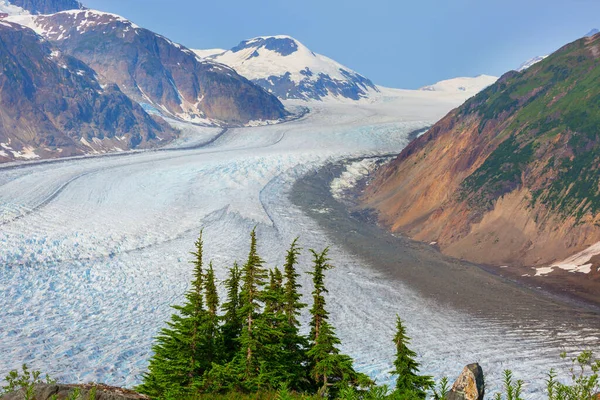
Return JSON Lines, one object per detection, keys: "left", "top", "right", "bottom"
{"left": 281, "top": 239, "right": 310, "bottom": 391}
{"left": 238, "top": 228, "right": 269, "bottom": 384}
{"left": 204, "top": 262, "right": 220, "bottom": 367}
{"left": 221, "top": 262, "right": 242, "bottom": 360}
{"left": 391, "top": 315, "right": 433, "bottom": 398}
{"left": 137, "top": 231, "right": 212, "bottom": 397}
{"left": 283, "top": 238, "right": 305, "bottom": 327}
{"left": 257, "top": 267, "right": 290, "bottom": 389}
{"left": 307, "top": 248, "right": 372, "bottom": 397}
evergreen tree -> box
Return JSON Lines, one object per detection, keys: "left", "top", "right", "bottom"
{"left": 257, "top": 267, "right": 290, "bottom": 389}
{"left": 204, "top": 262, "right": 221, "bottom": 366}
{"left": 238, "top": 228, "right": 269, "bottom": 383}
{"left": 221, "top": 262, "right": 242, "bottom": 360}
{"left": 307, "top": 249, "right": 372, "bottom": 397}
{"left": 281, "top": 239, "right": 310, "bottom": 391}
{"left": 391, "top": 315, "right": 433, "bottom": 398}
{"left": 265, "top": 268, "right": 285, "bottom": 315}
{"left": 283, "top": 238, "right": 305, "bottom": 327}
{"left": 137, "top": 231, "right": 213, "bottom": 397}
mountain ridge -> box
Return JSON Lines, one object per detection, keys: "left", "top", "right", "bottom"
{"left": 202, "top": 35, "right": 380, "bottom": 102}
{"left": 8, "top": 10, "right": 289, "bottom": 126}
{"left": 0, "top": 20, "right": 176, "bottom": 163}
{"left": 361, "top": 31, "right": 600, "bottom": 288}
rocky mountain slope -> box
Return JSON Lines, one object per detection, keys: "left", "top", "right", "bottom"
{"left": 203, "top": 35, "right": 379, "bottom": 101}
{"left": 7, "top": 0, "right": 82, "bottom": 14}
{"left": 361, "top": 32, "right": 600, "bottom": 274}
{"left": 9, "top": 11, "right": 288, "bottom": 125}
{"left": 0, "top": 21, "right": 175, "bottom": 162}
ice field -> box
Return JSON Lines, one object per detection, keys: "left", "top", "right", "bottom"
{"left": 1, "top": 92, "right": 600, "bottom": 398}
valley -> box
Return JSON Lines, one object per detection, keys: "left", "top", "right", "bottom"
{"left": 1, "top": 96, "right": 600, "bottom": 399}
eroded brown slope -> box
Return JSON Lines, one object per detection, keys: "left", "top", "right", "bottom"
{"left": 362, "top": 35, "right": 600, "bottom": 269}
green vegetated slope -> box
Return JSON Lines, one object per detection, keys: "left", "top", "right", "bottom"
{"left": 462, "top": 34, "right": 600, "bottom": 218}
{"left": 363, "top": 32, "right": 600, "bottom": 270}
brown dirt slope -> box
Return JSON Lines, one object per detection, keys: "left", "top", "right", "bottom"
{"left": 362, "top": 33, "right": 600, "bottom": 269}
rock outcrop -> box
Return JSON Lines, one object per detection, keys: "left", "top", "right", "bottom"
{"left": 446, "top": 363, "right": 485, "bottom": 400}
{"left": 0, "top": 21, "right": 176, "bottom": 162}
{"left": 0, "top": 384, "right": 147, "bottom": 400}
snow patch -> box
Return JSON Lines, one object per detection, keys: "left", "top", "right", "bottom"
{"left": 535, "top": 241, "right": 600, "bottom": 276}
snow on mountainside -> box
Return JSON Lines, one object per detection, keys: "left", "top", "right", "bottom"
{"left": 204, "top": 35, "right": 379, "bottom": 101}
{"left": 7, "top": 10, "right": 288, "bottom": 126}
{"left": 419, "top": 75, "right": 497, "bottom": 95}
{"left": 517, "top": 55, "right": 548, "bottom": 72}
{"left": 0, "top": 0, "right": 28, "bottom": 15}
{"left": 193, "top": 48, "right": 225, "bottom": 59}
{"left": 7, "top": 0, "right": 83, "bottom": 14}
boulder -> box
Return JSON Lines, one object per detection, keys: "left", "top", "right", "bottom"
{"left": 446, "top": 363, "right": 485, "bottom": 400}
{"left": 0, "top": 384, "right": 148, "bottom": 400}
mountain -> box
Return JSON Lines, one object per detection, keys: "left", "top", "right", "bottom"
{"left": 585, "top": 28, "right": 599, "bottom": 37}
{"left": 0, "top": 0, "right": 28, "bottom": 15}
{"left": 192, "top": 48, "right": 225, "bottom": 59}
{"left": 517, "top": 55, "right": 548, "bottom": 72}
{"left": 7, "top": 0, "right": 83, "bottom": 14}
{"left": 361, "top": 32, "right": 600, "bottom": 273}
{"left": 419, "top": 75, "right": 497, "bottom": 95}
{"left": 203, "top": 35, "right": 379, "bottom": 101}
{"left": 0, "top": 21, "right": 175, "bottom": 163}
{"left": 9, "top": 10, "right": 288, "bottom": 125}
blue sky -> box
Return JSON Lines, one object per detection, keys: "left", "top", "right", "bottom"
{"left": 85, "top": 0, "right": 600, "bottom": 89}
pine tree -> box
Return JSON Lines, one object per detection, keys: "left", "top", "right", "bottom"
{"left": 204, "top": 262, "right": 220, "bottom": 367}
{"left": 221, "top": 262, "right": 242, "bottom": 360}
{"left": 283, "top": 238, "right": 305, "bottom": 327}
{"left": 307, "top": 248, "right": 372, "bottom": 397}
{"left": 281, "top": 239, "right": 310, "bottom": 391}
{"left": 391, "top": 315, "right": 433, "bottom": 398}
{"left": 137, "top": 231, "right": 213, "bottom": 397}
{"left": 238, "top": 228, "right": 269, "bottom": 383}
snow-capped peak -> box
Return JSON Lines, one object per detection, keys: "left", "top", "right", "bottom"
{"left": 420, "top": 75, "right": 498, "bottom": 94}
{"left": 0, "top": 0, "right": 29, "bottom": 16}
{"left": 192, "top": 48, "right": 226, "bottom": 59}
{"left": 517, "top": 55, "right": 548, "bottom": 72}
{"left": 7, "top": 9, "right": 141, "bottom": 41}
{"left": 200, "top": 35, "right": 379, "bottom": 101}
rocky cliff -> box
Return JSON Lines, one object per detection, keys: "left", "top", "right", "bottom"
{"left": 362, "top": 32, "right": 600, "bottom": 271}
{"left": 0, "top": 21, "right": 176, "bottom": 162}
{"left": 10, "top": 10, "right": 289, "bottom": 125}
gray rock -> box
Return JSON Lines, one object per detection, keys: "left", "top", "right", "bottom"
{"left": 0, "top": 384, "right": 148, "bottom": 400}
{"left": 446, "top": 363, "right": 485, "bottom": 400}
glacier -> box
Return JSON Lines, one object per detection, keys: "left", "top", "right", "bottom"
{"left": 1, "top": 94, "right": 600, "bottom": 399}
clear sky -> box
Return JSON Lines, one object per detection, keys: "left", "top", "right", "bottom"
{"left": 84, "top": 0, "right": 600, "bottom": 89}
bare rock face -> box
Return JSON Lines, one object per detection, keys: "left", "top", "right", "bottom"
{"left": 0, "top": 384, "right": 147, "bottom": 400}
{"left": 0, "top": 21, "right": 176, "bottom": 162}
{"left": 25, "top": 10, "right": 288, "bottom": 125}
{"left": 446, "top": 363, "right": 485, "bottom": 400}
